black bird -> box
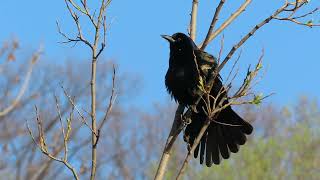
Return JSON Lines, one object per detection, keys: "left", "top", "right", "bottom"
{"left": 162, "top": 32, "right": 253, "bottom": 167}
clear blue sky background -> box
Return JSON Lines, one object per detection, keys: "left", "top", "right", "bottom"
{"left": 1, "top": 0, "right": 319, "bottom": 108}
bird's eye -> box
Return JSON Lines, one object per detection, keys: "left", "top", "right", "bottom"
{"left": 177, "top": 38, "right": 182, "bottom": 42}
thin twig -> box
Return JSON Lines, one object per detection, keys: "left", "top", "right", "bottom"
{"left": 98, "top": 65, "right": 116, "bottom": 130}
{"left": 225, "top": 49, "right": 242, "bottom": 83}
{"left": 95, "top": 65, "right": 117, "bottom": 146}
{"left": 54, "top": 95, "right": 68, "bottom": 161}
{"left": 61, "top": 85, "right": 98, "bottom": 136}
{"left": 201, "top": 0, "right": 226, "bottom": 50}
{"left": 292, "top": 7, "right": 319, "bottom": 19}
{"left": 199, "top": 0, "right": 252, "bottom": 47}
{"left": 26, "top": 107, "right": 80, "bottom": 180}
{"left": 217, "top": 2, "right": 289, "bottom": 74}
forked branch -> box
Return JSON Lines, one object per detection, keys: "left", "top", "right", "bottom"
{"left": 26, "top": 106, "right": 79, "bottom": 180}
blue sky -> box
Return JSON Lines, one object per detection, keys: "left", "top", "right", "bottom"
{"left": 1, "top": 0, "right": 319, "bottom": 107}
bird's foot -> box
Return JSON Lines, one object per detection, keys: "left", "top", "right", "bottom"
{"left": 182, "top": 116, "right": 192, "bottom": 127}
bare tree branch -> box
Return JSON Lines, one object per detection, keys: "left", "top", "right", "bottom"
{"left": 0, "top": 47, "right": 42, "bottom": 117}
{"left": 201, "top": 0, "right": 226, "bottom": 50}
{"left": 26, "top": 106, "right": 79, "bottom": 180}
{"left": 189, "top": 0, "right": 199, "bottom": 40}
{"left": 60, "top": 0, "right": 112, "bottom": 179}
{"left": 61, "top": 85, "right": 97, "bottom": 136}
{"left": 199, "top": 0, "right": 252, "bottom": 48}
{"left": 154, "top": 105, "right": 185, "bottom": 180}
{"left": 96, "top": 65, "right": 117, "bottom": 146}
{"left": 26, "top": 0, "right": 114, "bottom": 179}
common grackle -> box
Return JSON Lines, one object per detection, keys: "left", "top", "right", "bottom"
{"left": 162, "top": 32, "right": 253, "bottom": 167}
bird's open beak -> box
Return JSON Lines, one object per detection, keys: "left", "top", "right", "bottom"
{"left": 161, "top": 35, "right": 175, "bottom": 43}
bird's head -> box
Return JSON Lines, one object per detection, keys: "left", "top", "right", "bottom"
{"left": 161, "top": 33, "right": 197, "bottom": 55}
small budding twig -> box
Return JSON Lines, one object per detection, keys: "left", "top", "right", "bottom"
{"left": 273, "top": 1, "right": 320, "bottom": 27}
{"left": 26, "top": 106, "right": 79, "bottom": 180}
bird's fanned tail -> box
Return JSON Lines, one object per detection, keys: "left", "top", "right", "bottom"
{"left": 163, "top": 32, "right": 254, "bottom": 167}
{"left": 184, "top": 107, "right": 253, "bottom": 167}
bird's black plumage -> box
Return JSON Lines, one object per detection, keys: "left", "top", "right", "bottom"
{"left": 162, "top": 32, "right": 253, "bottom": 167}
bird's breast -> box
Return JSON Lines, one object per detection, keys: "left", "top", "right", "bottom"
{"left": 165, "top": 67, "right": 198, "bottom": 105}
{"left": 174, "top": 68, "right": 185, "bottom": 79}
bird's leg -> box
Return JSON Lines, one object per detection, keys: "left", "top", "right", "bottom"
{"left": 178, "top": 103, "right": 192, "bottom": 125}
{"left": 183, "top": 129, "right": 192, "bottom": 151}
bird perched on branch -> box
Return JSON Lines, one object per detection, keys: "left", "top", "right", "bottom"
{"left": 162, "top": 32, "right": 253, "bottom": 167}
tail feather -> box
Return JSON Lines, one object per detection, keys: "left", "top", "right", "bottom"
{"left": 229, "top": 127, "right": 247, "bottom": 145}
{"left": 217, "top": 125, "right": 230, "bottom": 159}
{"left": 184, "top": 107, "right": 253, "bottom": 167}
{"left": 205, "top": 132, "right": 213, "bottom": 166}
{"left": 199, "top": 137, "right": 206, "bottom": 164}
{"left": 209, "top": 125, "right": 221, "bottom": 165}
{"left": 194, "top": 143, "right": 200, "bottom": 158}
{"left": 221, "top": 125, "right": 239, "bottom": 153}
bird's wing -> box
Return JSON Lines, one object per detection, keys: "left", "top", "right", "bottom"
{"left": 194, "top": 49, "right": 222, "bottom": 81}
